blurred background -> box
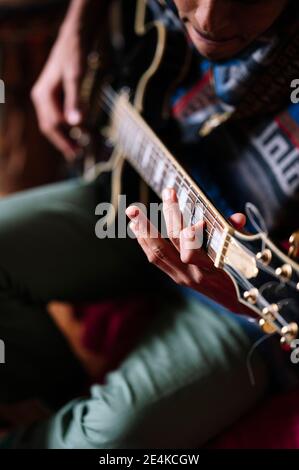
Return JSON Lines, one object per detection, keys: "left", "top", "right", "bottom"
{"left": 0, "top": 0, "right": 71, "bottom": 195}
{"left": 0, "top": 0, "right": 112, "bottom": 429}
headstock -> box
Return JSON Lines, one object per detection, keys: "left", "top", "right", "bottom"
{"left": 223, "top": 228, "right": 299, "bottom": 347}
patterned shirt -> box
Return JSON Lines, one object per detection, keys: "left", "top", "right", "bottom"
{"left": 158, "top": 0, "right": 299, "bottom": 241}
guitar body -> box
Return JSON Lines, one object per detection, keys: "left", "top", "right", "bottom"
{"left": 79, "top": 0, "right": 190, "bottom": 179}
{"left": 82, "top": 0, "right": 191, "bottom": 206}
{"left": 109, "top": 0, "right": 190, "bottom": 125}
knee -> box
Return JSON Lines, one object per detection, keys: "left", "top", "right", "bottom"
{"left": 77, "top": 383, "right": 149, "bottom": 449}
{"left": 42, "top": 384, "right": 147, "bottom": 449}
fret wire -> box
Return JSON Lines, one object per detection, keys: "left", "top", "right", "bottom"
{"left": 119, "top": 116, "right": 133, "bottom": 156}
{"left": 149, "top": 146, "right": 219, "bottom": 227}
{"left": 125, "top": 146, "right": 220, "bottom": 243}
{"left": 109, "top": 94, "right": 224, "bottom": 239}
{"left": 207, "top": 216, "right": 216, "bottom": 247}
{"left": 102, "top": 91, "right": 225, "bottom": 260}
{"left": 147, "top": 150, "right": 156, "bottom": 182}
{"left": 149, "top": 148, "right": 212, "bottom": 220}
{"left": 129, "top": 127, "right": 221, "bottom": 232}
{"left": 160, "top": 158, "right": 168, "bottom": 193}
{"left": 125, "top": 121, "right": 218, "bottom": 226}
{"left": 114, "top": 146, "right": 221, "bottom": 243}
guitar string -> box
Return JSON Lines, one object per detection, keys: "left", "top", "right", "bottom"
{"left": 99, "top": 91, "right": 223, "bottom": 246}
{"left": 100, "top": 87, "right": 225, "bottom": 237}
{"left": 225, "top": 264, "right": 288, "bottom": 329}
{"left": 101, "top": 89, "right": 221, "bottom": 227}
{"left": 97, "top": 86, "right": 290, "bottom": 331}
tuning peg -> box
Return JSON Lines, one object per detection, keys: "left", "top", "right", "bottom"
{"left": 256, "top": 249, "right": 272, "bottom": 265}
{"left": 262, "top": 304, "right": 279, "bottom": 318}
{"left": 243, "top": 288, "right": 259, "bottom": 305}
{"left": 275, "top": 264, "right": 292, "bottom": 281}
{"left": 280, "top": 322, "right": 298, "bottom": 346}
{"left": 259, "top": 304, "right": 279, "bottom": 334}
{"left": 289, "top": 231, "right": 299, "bottom": 259}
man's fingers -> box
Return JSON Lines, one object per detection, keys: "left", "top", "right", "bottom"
{"left": 33, "top": 83, "right": 79, "bottom": 159}
{"left": 126, "top": 206, "right": 193, "bottom": 286}
{"left": 48, "top": 127, "right": 78, "bottom": 161}
{"left": 125, "top": 205, "right": 140, "bottom": 221}
{"left": 126, "top": 205, "right": 159, "bottom": 239}
{"left": 40, "top": 99, "right": 78, "bottom": 159}
{"left": 126, "top": 206, "right": 177, "bottom": 271}
{"left": 229, "top": 213, "right": 246, "bottom": 231}
{"left": 179, "top": 221, "right": 212, "bottom": 269}
{"left": 64, "top": 77, "right": 82, "bottom": 127}
{"left": 162, "top": 188, "right": 184, "bottom": 250}
{"left": 63, "top": 61, "right": 83, "bottom": 126}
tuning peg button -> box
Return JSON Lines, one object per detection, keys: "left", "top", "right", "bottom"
{"left": 259, "top": 304, "right": 279, "bottom": 334}
{"left": 256, "top": 249, "right": 272, "bottom": 265}
{"left": 280, "top": 322, "right": 299, "bottom": 345}
{"left": 262, "top": 304, "right": 279, "bottom": 319}
{"left": 275, "top": 264, "right": 292, "bottom": 281}
{"left": 243, "top": 288, "right": 259, "bottom": 305}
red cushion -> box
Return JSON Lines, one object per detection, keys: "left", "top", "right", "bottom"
{"left": 207, "top": 388, "right": 299, "bottom": 448}
{"left": 79, "top": 296, "right": 154, "bottom": 371}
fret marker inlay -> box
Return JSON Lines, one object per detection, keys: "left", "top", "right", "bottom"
{"left": 142, "top": 144, "right": 152, "bottom": 168}
{"left": 154, "top": 160, "right": 165, "bottom": 185}
{"left": 178, "top": 187, "right": 188, "bottom": 212}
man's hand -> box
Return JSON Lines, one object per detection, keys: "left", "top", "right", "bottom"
{"left": 31, "top": 0, "right": 104, "bottom": 160}
{"left": 126, "top": 188, "right": 247, "bottom": 313}
{"left": 31, "top": 20, "right": 85, "bottom": 160}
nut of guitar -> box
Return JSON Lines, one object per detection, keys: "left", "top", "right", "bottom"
{"left": 224, "top": 237, "right": 259, "bottom": 279}
{"left": 259, "top": 319, "right": 277, "bottom": 335}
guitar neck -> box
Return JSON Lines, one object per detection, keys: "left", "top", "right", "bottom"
{"left": 110, "top": 91, "right": 230, "bottom": 264}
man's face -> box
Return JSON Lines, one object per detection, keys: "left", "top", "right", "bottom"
{"left": 173, "top": 0, "right": 289, "bottom": 60}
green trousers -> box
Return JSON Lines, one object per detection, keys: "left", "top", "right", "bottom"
{"left": 0, "top": 176, "right": 269, "bottom": 448}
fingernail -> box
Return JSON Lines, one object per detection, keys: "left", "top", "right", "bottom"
{"left": 162, "top": 188, "right": 173, "bottom": 201}
{"left": 126, "top": 207, "right": 139, "bottom": 219}
{"left": 67, "top": 110, "right": 81, "bottom": 126}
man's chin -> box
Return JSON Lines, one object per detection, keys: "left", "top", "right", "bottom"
{"left": 194, "top": 43, "right": 249, "bottom": 62}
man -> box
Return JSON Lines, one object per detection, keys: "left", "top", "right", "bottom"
{"left": 1, "top": 0, "right": 299, "bottom": 448}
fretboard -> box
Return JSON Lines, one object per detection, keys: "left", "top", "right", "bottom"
{"left": 110, "top": 92, "right": 228, "bottom": 263}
